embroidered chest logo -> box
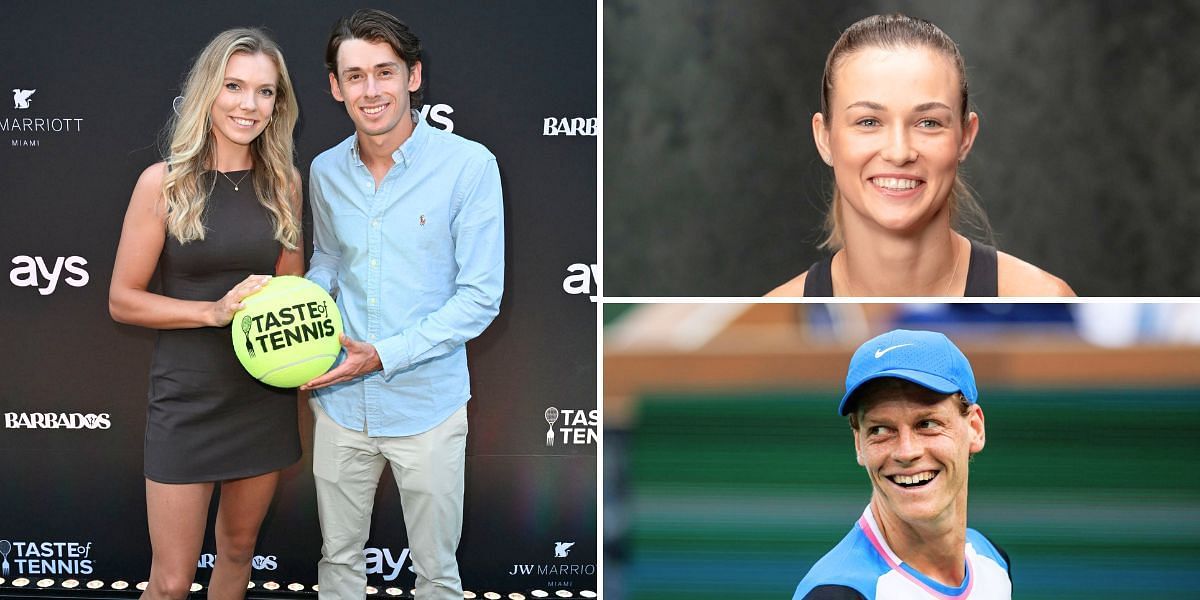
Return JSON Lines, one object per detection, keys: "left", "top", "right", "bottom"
{"left": 419, "top": 214, "right": 426, "bottom": 226}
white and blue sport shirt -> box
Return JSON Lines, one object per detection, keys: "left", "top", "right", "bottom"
{"left": 793, "top": 507, "right": 1011, "bottom": 600}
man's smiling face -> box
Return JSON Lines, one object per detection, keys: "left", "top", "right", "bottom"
{"left": 852, "top": 380, "right": 985, "bottom": 528}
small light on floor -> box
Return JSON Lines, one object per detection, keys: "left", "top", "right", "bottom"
{"left": 530, "top": 590, "right": 549, "bottom": 598}
{"left": 366, "top": 585, "right": 379, "bottom": 595}
{"left": 385, "top": 587, "right": 403, "bottom": 596}
{"left": 484, "top": 593, "right": 501, "bottom": 600}
{"left": 190, "top": 582, "right": 202, "bottom": 592}
{"left": 263, "top": 581, "right": 280, "bottom": 590}
{"left": 464, "top": 591, "right": 477, "bottom": 599}
{"left": 580, "top": 592, "right": 598, "bottom": 598}
{"left": 36, "top": 578, "right": 54, "bottom": 588}
{"left": 247, "top": 581, "right": 256, "bottom": 589}
{"left": 508, "top": 593, "right": 527, "bottom": 600}
{"left": 137, "top": 581, "right": 149, "bottom": 591}
{"left": 555, "top": 591, "right": 573, "bottom": 598}
{"left": 86, "top": 580, "right": 105, "bottom": 589}
{"left": 111, "top": 580, "right": 129, "bottom": 590}
{"left": 12, "top": 578, "right": 30, "bottom": 587}
{"left": 61, "top": 579, "right": 80, "bottom": 589}
{"left": 289, "top": 582, "right": 305, "bottom": 592}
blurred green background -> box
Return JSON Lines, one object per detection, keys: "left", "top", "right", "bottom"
{"left": 609, "top": 388, "right": 1200, "bottom": 599}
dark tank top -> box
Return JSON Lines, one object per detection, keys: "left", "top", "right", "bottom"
{"left": 802, "top": 240, "right": 998, "bottom": 297}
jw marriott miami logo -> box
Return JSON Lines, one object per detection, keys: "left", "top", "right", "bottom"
{"left": 508, "top": 541, "right": 595, "bottom": 580}
{"left": 4, "top": 87, "right": 85, "bottom": 148}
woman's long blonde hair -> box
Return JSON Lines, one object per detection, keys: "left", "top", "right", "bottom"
{"left": 161, "top": 28, "right": 300, "bottom": 249}
{"left": 818, "top": 14, "right": 992, "bottom": 251}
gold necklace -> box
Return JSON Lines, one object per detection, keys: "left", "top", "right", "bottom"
{"left": 217, "top": 170, "right": 251, "bottom": 192}
{"left": 837, "top": 237, "right": 962, "bottom": 297}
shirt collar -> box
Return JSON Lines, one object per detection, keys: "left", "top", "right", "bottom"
{"left": 350, "top": 109, "right": 429, "bottom": 169}
{"left": 858, "top": 505, "right": 974, "bottom": 598}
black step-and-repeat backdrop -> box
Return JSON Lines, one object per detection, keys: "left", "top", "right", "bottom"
{"left": 0, "top": 1, "right": 596, "bottom": 593}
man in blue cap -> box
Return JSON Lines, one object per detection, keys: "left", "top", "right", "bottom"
{"left": 794, "top": 329, "right": 1013, "bottom": 599}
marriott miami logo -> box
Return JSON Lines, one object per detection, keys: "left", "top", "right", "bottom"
{"left": 4, "top": 87, "right": 85, "bottom": 148}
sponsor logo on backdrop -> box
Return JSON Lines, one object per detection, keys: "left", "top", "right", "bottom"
{"left": 420, "top": 103, "right": 454, "bottom": 132}
{"left": 543, "top": 407, "right": 597, "bottom": 446}
{"left": 562, "top": 262, "right": 599, "bottom": 302}
{"left": 0, "top": 540, "right": 95, "bottom": 576}
{"left": 197, "top": 553, "right": 278, "bottom": 571}
{"left": 544, "top": 407, "right": 559, "bottom": 446}
{"left": 8, "top": 255, "right": 89, "bottom": 295}
{"left": 5, "top": 413, "right": 111, "bottom": 430}
{"left": 543, "top": 117, "right": 596, "bottom": 136}
{"left": 12, "top": 89, "right": 35, "bottom": 109}
{"left": 508, "top": 542, "right": 595, "bottom": 587}
{"left": 365, "top": 546, "right": 413, "bottom": 581}
{"left": 3, "top": 88, "right": 85, "bottom": 148}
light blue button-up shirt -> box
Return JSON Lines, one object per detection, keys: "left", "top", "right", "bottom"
{"left": 307, "top": 114, "right": 504, "bottom": 437}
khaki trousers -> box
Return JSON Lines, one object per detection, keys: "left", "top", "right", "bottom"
{"left": 312, "top": 399, "right": 468, "bottom": 599}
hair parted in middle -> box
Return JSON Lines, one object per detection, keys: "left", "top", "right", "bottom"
{"left": 817, "top": 13, "right": 992, "bottom": 251}
{"left": 161, "top": 27, "right": 300, "bottom": 249}
{"left": 325, "top": 8, "right": 424, "bottom": 109}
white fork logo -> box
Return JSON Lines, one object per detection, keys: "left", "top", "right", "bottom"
{"left": 544, "top": 407, "right": 560, "bottom": 446}
{"left": 0, "top": 539, "right": 12, "bottom": 576}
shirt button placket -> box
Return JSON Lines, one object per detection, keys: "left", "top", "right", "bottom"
{"left": 365, "top": 175, "right": 383, "bottom": 431}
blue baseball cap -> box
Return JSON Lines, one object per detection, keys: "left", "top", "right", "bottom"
{"left": 838, "top": 329, "right": 977, "bottom": 416}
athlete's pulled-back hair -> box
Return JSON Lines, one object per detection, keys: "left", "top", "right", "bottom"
{"left": 817, "top": 13, "right": 992, "bottom": 251}
{"left": 162, "top": 28, "right": 300, "bottom": 249}
{"left": 325, "top": 8, "right": 424, "bottom": 109}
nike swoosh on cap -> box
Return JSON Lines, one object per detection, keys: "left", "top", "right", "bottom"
{"left": 874, "top": 344, "right": 914, "bottom": 359}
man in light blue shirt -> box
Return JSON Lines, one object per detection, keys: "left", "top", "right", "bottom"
{"left": 302, "top": 9, "right": 503, "bottom": 600}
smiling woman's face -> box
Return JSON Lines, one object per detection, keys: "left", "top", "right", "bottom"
{"left": 815, "top": 45, "right": 978, "bottom": 239}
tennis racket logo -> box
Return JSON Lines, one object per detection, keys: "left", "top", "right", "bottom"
{"left": 241, "top": 316, "right": 255, "bottom": 358}
{"left": 544, "top": 407, "right": 560, "bottom": 446}
{"left": 0, "top": 539, "right": 11, "bottom": 576}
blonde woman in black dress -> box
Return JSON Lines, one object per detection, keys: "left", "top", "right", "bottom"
{"left": 109, "top": 29, "right": 302, "bottom": 600}
{"left": 768, "top": 14, "right": 1073, "bottom": 298}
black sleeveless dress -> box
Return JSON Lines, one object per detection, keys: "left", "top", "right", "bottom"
{"left": 144, "top": 171, "right": 300, "bottom": 483}
{"left": 802, "top": 240, "right": 999, "bottom": 297}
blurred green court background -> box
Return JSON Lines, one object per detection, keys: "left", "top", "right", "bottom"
{"left": 612, "top": 388, "right": 1200, "bottom": 598}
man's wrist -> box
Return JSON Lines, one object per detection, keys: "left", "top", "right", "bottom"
{"left": 367, "top": 343, "right": 384, "bottom": 373}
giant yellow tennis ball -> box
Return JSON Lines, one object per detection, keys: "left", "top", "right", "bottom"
{"left": 231, "top": 276, "right": 343, "bottom": 388}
